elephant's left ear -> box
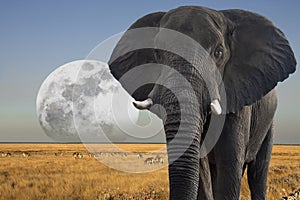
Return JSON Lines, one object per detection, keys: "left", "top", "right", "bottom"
{"left": 221, "top": 10, "right": 296, "bottom": 113}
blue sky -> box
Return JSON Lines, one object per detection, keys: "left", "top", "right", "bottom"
{"left": 0, "top": 1, "right": 299, "bottom": 143}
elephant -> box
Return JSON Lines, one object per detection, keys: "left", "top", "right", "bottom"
{"left": 108, "top": 6, "right": 296, "bottom": 200}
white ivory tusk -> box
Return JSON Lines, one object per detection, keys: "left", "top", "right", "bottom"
{"left": 133, "top": 98, "right": 153, "bottom": 110}
{"left": 210, "top": 99, "right": 222, "bottom": 115}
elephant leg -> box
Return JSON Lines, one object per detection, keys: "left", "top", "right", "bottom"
{"left": 213, "top": 136, "right": 245, "bottom": 200}
{"left": 214, "top": 159, "right": 244, "bottom": 200}
{"left": 247, "top": 125, "right": 274, "bottom": 200}
{"left": 197, "top": 156, "right": 214, "bottom": 200}
{"left": 213, "top": 109, "right": 251, "bottom": 200}
{"left": 209, "top": 162, "right": 217, "bottom": 199}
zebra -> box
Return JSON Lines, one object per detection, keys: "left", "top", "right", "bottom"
{"left": 54, "top": 152, "right": 63, "bottom": 156}
{"left": 22, "top": 152, "right": 30, "bottom": 158}
{"left": 144, "top": 157, "right": 155, "bottom": 165}
{"left": 1, "top": 152, "right": 11, "bottom": 157}
{"left": 73, "top": 152, "right": 83, "bottom": 159}
{"left": 111, "top": 152, "right": 118, "bottom": 157}
{"left": 154, "top": 155, "right": 165, "bottom": 164}
{"left": 88, "top": 153, "right": 96, "bottom": 158}
{"left": 120, "top": 152, "right": 128, "bottom": 157}
{"left": 137, "top": 153, "right": 143, "bottom": 159}
{"left": 93, "top": 152, "right": 101, "bottom": 157}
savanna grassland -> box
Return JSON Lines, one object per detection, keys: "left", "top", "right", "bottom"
{"left": 0, "top": 144, "right": 299, "bottom": 200}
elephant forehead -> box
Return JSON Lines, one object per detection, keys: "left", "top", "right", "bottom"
{"left": 160, "top": 6, "right": 226, "bottom": 51}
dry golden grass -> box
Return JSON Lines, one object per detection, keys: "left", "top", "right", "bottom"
{"left": 0, "top": 143, "right": 169, "bottom": 200}
{"left": 0, "top": 144, "right": 299, "bottom": 200}
{"left": 240, "top": 145, "right": 300, "bottom": 200}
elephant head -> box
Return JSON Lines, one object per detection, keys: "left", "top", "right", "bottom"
{"left": 108, "top": 6, "right": 296, "bottom": 199}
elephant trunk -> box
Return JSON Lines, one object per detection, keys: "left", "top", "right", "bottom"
{"left": 161, "top": 83, "right": 211, "bottom": 199}
{"left": 133, "top": 56, "right": 218, "bottom": 199}
{"left": 166, "top": 110, "right": 201, "bottom": 199}
{"left": 159, "top": 64, "right": 214, "bottom": 199}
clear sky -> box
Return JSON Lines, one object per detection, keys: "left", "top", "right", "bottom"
{"left": 0, "top": 0, "right": 299, "bottom": 143}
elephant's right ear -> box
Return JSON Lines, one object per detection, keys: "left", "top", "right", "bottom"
{"left": 221, "top": 10, "right": 296, "bottom": 113}
{"left": 108, "top": 12, "right": 165, "bottom": 101}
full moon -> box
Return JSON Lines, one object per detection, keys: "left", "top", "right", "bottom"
{"left": 36, "top": 60, "right": 139, "bottom": 142}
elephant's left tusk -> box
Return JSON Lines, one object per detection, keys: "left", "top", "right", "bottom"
{"left": 210, "top": 99, "right": 222, "bottom": 115}
{"left": 133, "top": 98, "right": 153, "bottom": 110}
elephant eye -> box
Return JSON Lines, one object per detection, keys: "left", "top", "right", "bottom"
{"left": 214, "top": 46, "right": 223, "bottom": 59}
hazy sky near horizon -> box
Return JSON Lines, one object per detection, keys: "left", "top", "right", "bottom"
{"left": 0, "top": 1, "right": 299, "bottom": 143}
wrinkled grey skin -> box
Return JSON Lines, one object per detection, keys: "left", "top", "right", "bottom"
{"left": 108, "top": 6, "right": 296, "bottom": 200}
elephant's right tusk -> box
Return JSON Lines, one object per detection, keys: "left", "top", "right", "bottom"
{"left": 210, "top": 99, "right": 222, "bottom": 115}
{"left": 133, "top": 98, "right": 153, "bottom": 110}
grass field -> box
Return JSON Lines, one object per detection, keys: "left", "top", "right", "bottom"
{"left": 0, "top": 144, "right": 299, "bottom": 200}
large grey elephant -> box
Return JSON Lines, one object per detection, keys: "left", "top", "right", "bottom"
{"left": 108, "top": 6, "right": 296, "bottom": 200}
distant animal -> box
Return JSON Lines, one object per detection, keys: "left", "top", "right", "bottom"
{"left": 54, "top": 152, "right": 63, "bottom": 156}
{"left": 22, "top": 152, "right": 30, "bottom": 158}
{"left": 144, "top": 157, "right": 155, "bottom": 165}
{"left": 73, "top": 152, "right": 83, "bottom": 159}
{"left": 120, "top": 152, "right": 128, "bottom": 157}
{"left": 154, "top": 155, "right": 165, "bottom": 165}
{"left": 88, "top": 153, "right": 96, "bottom": 158}
{"left": 137, "top": 153, "right": 143, "bottom": 159}
{"left": 1, "top": 152, "right": 11, "bottom": 157}
{"left": 111, "top": 152, "right": 118, "bottom": 156}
